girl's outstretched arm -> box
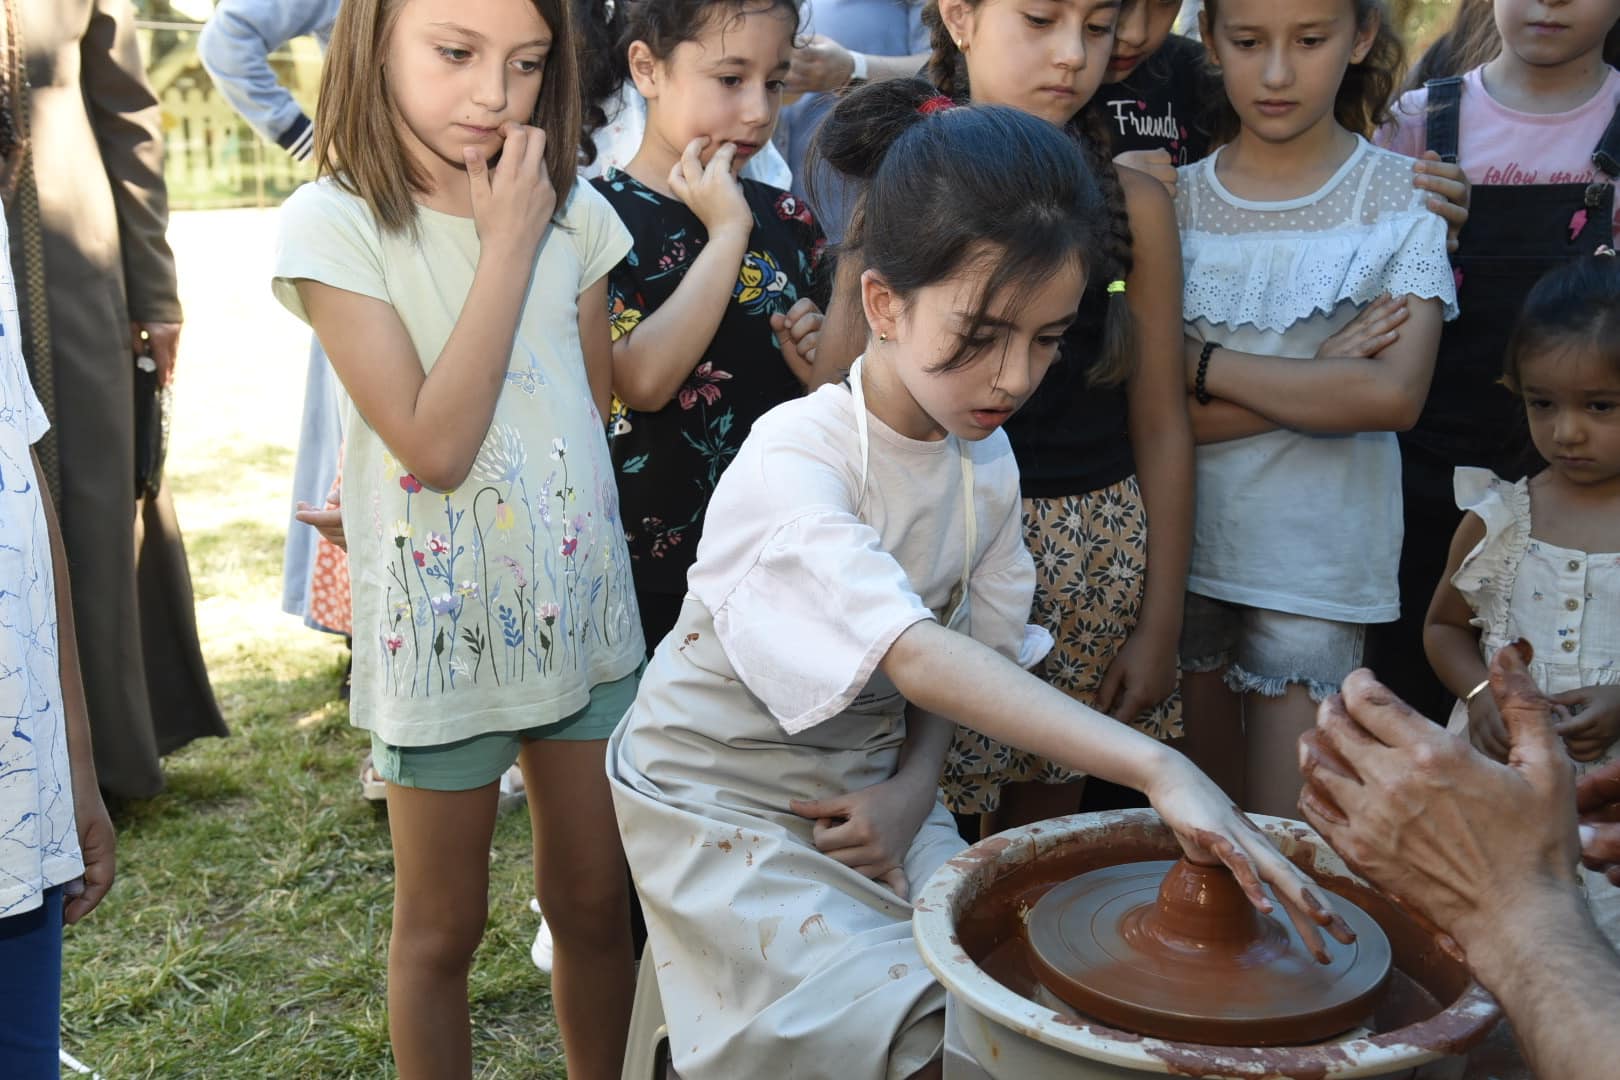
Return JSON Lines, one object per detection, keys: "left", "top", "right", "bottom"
{"left": 297, "top": 126, "right": 555, "bottom": 491}
{"left": 1109, "top": 168, "right": 1192, "bottom": 722}
{"left": 611, "top": 140, "right": 755, "bottom": 411}
{"left": 1190, "top": 294, "right": 1444, "bottom": 433}
{"left": 881, "top": 619, "right": 1355, "bottom": 960}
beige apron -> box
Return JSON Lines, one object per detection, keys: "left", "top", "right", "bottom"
{"left": 606, "top": 360, "right": 974, "bottom": 1079}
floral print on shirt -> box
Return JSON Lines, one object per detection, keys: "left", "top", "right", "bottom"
{"left": 591, "top": 170, "right": 826, "bottom": 596}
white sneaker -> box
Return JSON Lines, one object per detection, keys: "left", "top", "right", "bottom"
{"left": 529, "top": 897, "right": 553, "bottom": 973}
{"left": 498, "top": 764, "right": 527, "bottom": 814}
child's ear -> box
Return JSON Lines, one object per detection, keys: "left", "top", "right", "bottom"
{"left": 1349, "top": 8, "right": 1381, "bottom": 64}
{"left": 859, "top": 269, "right": 899, "bottom": 345}
{"left": 627, "top": 40, "right": 660, "bottom": 99}
{"left": 936, "top": 0, "right": 973, "bottom": 51}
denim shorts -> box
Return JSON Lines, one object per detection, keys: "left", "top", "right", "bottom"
{"left": 372, "top": 664, "right": 643, "bottom": 792}
{"left": 1179, "top": 593, "right": 1365, "bottom": 702}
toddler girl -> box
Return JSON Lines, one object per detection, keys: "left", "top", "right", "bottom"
{"left": 274, "top": 0, "right": 642, "bottom": 1073}
{"left": 1425, "top": 254, "right": 1620, "bottom": 947}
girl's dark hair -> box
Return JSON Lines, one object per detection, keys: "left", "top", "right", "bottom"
{"left": 1404, "top": 0, "right": 1620, "bottom": 90}
{"left": 920, "top": 2, "right": 1136, "bottom": 386}
{"left": 1504, "top": 255, "right": 1620, "bottom": 392}
{"left": 576, "top": 0, "right": 800, "bottom": 166}
{"left": 1201, "top": 0, "right": 1405, "bottom": 144}
{"left": 812, "top": 78, "right": 1106, "bottom": 374}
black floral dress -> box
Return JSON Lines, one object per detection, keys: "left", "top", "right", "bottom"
{"left": 592, "top": 169, "right": 826, "bottom": 645}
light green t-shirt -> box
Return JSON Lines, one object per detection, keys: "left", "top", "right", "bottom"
{"left": 274, "top": 178, "right": 642, "bottom": 747}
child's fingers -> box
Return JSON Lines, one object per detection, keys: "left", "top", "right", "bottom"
{"left": 464, "top": 147, "right": 492, "bottom": 209}
{"left": 679, "top": 137, "right": 709, "bottom": 187}
{"left": 524, "top": 125, "right": 547, "bottom": 178}
{"left": 707, "top": 142, "right": 739, "bottom": 178}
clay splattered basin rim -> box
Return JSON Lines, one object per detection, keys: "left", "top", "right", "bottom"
{"left": 912, "top": 810, "right": 1502, "bottom": 1078}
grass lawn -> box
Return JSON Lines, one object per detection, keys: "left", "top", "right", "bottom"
{"left": 58, "top": 209, "right": 566, "bottom": 1079}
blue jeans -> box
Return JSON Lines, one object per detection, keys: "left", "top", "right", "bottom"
{"left": 0, "top": 886, "right": 64, "bottom": 1078}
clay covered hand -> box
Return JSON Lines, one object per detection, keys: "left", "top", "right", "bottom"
{"left": 1297, "top": 642, "right": 1582, "bottom": 954}
{"left": 1577, "top": 758, "right": 1620, "bottom": 887}
{"left": 1143, "top": 754, "right": 1357, "bottom": 964}
{"left": 1550, "top": 684, "right": 1620, "bottom": 763}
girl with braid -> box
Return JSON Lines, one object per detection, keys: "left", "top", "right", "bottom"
{"left": 910, "top": 0, "right": 1195, "bottom": 834}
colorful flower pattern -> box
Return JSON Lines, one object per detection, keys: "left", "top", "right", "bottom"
{"left": 591, "top": 169, "right": 826, "bottom": 595}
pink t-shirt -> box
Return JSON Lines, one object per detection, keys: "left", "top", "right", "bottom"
{"left": 1379, "top": 65, "right": 1620, "bottom": 233}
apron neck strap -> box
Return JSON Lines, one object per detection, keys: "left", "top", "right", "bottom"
{"left": 848, "top": 356, "right": 978, "bottom": 606}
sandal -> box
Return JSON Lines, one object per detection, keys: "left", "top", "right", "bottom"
{"left": 359, "top": 753, "right": 388, "bottom": 801}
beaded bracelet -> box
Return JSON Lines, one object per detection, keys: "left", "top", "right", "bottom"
{"left": 1195, "top": 341, "right": 1219, "bottom": 406}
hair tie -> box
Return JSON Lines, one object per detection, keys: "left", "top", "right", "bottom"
{"left": 918, "top": 95, "right": 956, "bottom": 116}
{"left": 1106, "top": 279, "right": 1127, "bottom": 295}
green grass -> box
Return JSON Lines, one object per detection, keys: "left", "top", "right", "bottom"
{"left": 59, "top": 272, "right": 566, "bottom": 1075}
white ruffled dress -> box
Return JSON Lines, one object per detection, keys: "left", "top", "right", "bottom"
{"left": 1445, "top": 467, "right": 1620, "bottom": 944}
{"left": 1176, "top": 137, "right": 1458, "bottom": 624}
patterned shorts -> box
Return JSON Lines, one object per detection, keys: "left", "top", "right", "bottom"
{"left": 939, "top": 477, "right": 1184, "bottom": 815}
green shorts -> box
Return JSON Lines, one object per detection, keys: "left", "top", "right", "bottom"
{"left": 371, "top": 665, "right": 643, "bottom": 792}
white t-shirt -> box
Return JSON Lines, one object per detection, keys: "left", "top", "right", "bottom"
{"left": 1176, "top": 137, "right": 1458, "bottom": 622}
{"left": 0, "top": 213, "right": 82, "bottom": 917}
{"left": 273, "top": 180, "right": 644, "bottom": 747}
{"left": 688, "top": 380, "right": 1049, "bottom": 734}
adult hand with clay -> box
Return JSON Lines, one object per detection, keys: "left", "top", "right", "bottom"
{"left": 1578, "top": 757, "right": 1620, "bottom": 888}
{"left": 1298, "top": 642, "right": 1620, "bottom": 1080}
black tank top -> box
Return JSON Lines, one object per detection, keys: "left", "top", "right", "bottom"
{"left": 1004, "top": 280, "right": 1135, "bottom": 498}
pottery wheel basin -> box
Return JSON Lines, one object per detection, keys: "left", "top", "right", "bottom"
{"left": 1024, "top": 858, "right": 1392, "bottom": 1046}
{"left": 912, "top": 810, "right": 1502, "bottom": 1079}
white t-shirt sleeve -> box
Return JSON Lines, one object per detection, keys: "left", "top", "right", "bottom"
{"left": 271, "top": 181, "right": 391, "bottom": 323}
{"left": 567, "top": 181, "right": 632, "bottom": 290}
{"left": 690, "top": 420, "right": 934, "bottom": 735}
{"left": 965, "top": 485, "right": 1050, "bottom": 670}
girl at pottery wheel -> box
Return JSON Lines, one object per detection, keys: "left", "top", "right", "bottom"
{"left": 605, "top": 79, "right": 1356, "bottom": 1080}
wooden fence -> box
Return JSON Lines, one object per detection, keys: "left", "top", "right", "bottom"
{"left": 143, "top": 23, "right": 322, "bottom": 210}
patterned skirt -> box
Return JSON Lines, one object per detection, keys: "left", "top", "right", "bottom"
{"left": 939, "top": 476, "right": 1183, "bottom": 815}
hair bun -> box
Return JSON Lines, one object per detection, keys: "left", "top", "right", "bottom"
{"left": 811, "top": 78, "right": 950, "bottom": 182}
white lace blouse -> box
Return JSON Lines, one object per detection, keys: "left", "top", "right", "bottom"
{"left": 1176, "top": 137, "right": 1457, "bottom": 623}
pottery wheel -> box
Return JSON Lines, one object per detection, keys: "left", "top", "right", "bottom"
{"left": 1024, "top": 858, "right": 1391, "bottom": 1046}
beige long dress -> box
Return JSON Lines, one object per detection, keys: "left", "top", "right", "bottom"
{"left": 8, "top": 0, "right": 225, "bottom": 799}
